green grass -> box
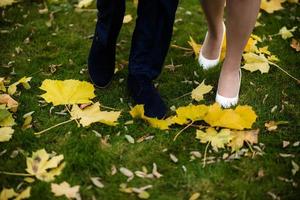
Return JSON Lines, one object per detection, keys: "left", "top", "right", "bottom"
{"left": 1, "top": 1, "right": 300, "bottom": 199}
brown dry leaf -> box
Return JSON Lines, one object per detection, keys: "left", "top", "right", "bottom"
{"left": 51, "top": 182, "right": 80, "bottom": 199}
{"left": 228, "top": 129, "right": 259, "bottom": 152}
{"left": 0, "top": 94, "right": 18, "bottom": 112}
{"left": 265, "top": 121, "right": 289, "bottom": 132}
{"left": 290, "top": 38, "right": 300, "bottom": 52}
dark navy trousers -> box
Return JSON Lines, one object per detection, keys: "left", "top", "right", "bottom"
{"left": 95, "top": 0, "right": 179, "bottom": 80}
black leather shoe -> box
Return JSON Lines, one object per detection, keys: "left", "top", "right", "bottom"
{"left": 127, "top": 74, "right": 167, "bottom": 119}
{"left": 88, "top": 33, "right": 115, "bottom": 88}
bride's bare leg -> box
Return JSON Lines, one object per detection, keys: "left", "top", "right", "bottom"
{"left": 200, "top": 0, "right": 225, "bottom": 59}
{"left": 217, "top": 0, "right": 261, "bottom": 98}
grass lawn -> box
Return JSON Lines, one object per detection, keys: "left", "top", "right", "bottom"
{"left": 0, "top": 0, "right": 299, "bottom": 199}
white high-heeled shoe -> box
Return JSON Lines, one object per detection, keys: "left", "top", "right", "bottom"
{"left": 216, "top": 69, "right": 242, "bottom": 108}
{"left": 198, "top": 22, "right": 226, "bottom": 70}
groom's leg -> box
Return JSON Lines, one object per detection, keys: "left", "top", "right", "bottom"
{"left": 128, "top": 0, "right": 178, "bottom": 80}
{"left": 127, "top": 0, "right": 178, "bottom": 119}
{"left": 88, "top": 0, "right": 125, "bottom": 88}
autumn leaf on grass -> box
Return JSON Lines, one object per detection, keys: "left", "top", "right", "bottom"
{"left": 204, "top": 103, "right": 257, "bottom": 130}
{"left": 22, "top": 111, "right": 34, "bottom": 130}
{"left": 8, "top": 76, "right": 32, "bottom": 95}
{"left": 26, "top": 149, "right": 65, "bottom": 182}
{"left": 228, "top": 129, "right": 259, "bottom": 152}
{"left": 70, "top": 102, "right": 121, "bottom": 127}
{"left": 39, "top": 79, "right": 96, "bottom": 106}
{"left": 196, "top": 128, "right": 233, "bottom": 151}
{"left": 278, "top": 26, "right": 297, "bottom": 40}
{"left": 191, "top": 80, "right": 213, "bottom": 102}
{"left": 0, "top": 94, "right": 18, "bottom": 112}
{"left": 291, "top": 38, "right": 300, "bottom": 52}
{"left": 242, "top": 52, "right": 270, "bottom": 73}
{"left": 0, "top": 109, "right": 15, "bottom": 127}
{"left": 188, "top": 36, "right": 202, "bottom": 58}
{"left": 0, "top": 187, "right": 31, "bottom": 200}
{"left": 172, "top": 104, "right": 209, "bottom": 125}
{"left": 76, "top": 0, "right": 94, "bottom": 8}
{"left": 0, "top": 78, "right": 6, "bottom": 92}
{"left": 51, "top": 182, "right": 80, "bottom": 199}
{"left": 123, "top": 14, "right": 133, "bottom": 24}
{"left": 0, "top": 0, "right": 18, "bottom": 8}
{"left": 130, "top": 105, "right": 174, "bottom": 130}
{"left": 265, "top": 120, "right": 289, "bottom": 132}
{"left": 0, "top": 127, "right": 14, "bottom": 142}
{"left": 260, "top": 0, "right": 285, "bottom": 13}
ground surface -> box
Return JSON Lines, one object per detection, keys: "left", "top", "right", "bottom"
{"left": 0, "top": 1, "right": 300, "bottom": 200}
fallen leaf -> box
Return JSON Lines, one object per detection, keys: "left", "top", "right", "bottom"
{"left": 123, "top": 14, "right": 133, "bottom": 24}
{"left": 169, "top": 153, "right": 178, "bottom": 163}
{"left": 228, "top": 129, "right": 259, "bottom": 152}
{"left": 0, "top": 94, "right": 18, "bottom": 112}
{"left": 51, "top": 182, "right": 80, "bottom": 199}
{"left": 70, "top": 102, "right": 121, "bottom": 126}
{"left": 172, "top": 104, "right": 208, "bottom": 125}
{"left": 278, "top": 26, "right": 297, "bottom": 40}
{"left": 265, "top": 121, "right": 288, "bottom": 132}
{"left": 242, "top": 53, "right": 270, "bottom": 73}
{"left": 22, "top": 111, "right": 34, "bottom": 130}
{"left": 15, "top": 187, "right": 31, "bottom": 200}
{"left": 8, "top": 77, "right": 32, "bottom": 95}
{"left": 260, "top": 0, "right": 285, "bottom": 14}
{"left": 90, "top": 177, "right": 104, "bottom": 188}
{"left": 0, "top": 0, "right": 17, "bottom": 8}
{"left": 26, "top": 149, "right": 65, "bottom": 182}
{"left": 76, "top": 0, "right": 94, "bottom": 8}
{"left": 291, "top": 160, "right": 299, "bottom": 175}
{"left": 120, "top": 167, "right": 134, "bottom": 182}
{"left": 0, "top": 127, "right": 14, "bottom": 142}
{"left": 39, "top": 79, "right": 96, "bottom": 106}
{"left": 204, "top": 103, "right": 257, "bottom": 130}
{"left": 282, "top": 141, "right": 290, "bottom": 148}
{"left": 125, "top": 134, "right": 135, "bottom": 144}
{"left": 196, "top": 128, "right": 233, "bottom": 151}
{"left": 0, "top": 187, "right": 31, "bottom": 200}
{"left": 191, "top": 80, "right": 213, "bottom": 102}
{"left": 189, "top": 192, "right": 200, "bottom": 200}
{"left": 290, "top": 38, "right": 300, "bottom": 51}
{"left": 188, "top": 36, "right": 202, "bottom": 58}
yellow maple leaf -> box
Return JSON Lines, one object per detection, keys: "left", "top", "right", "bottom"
{"left": 188, "top": 36, "right": 202, "bottom": 59}
{"left": 129, "top": 105, "right": 174, "bottom": 130}
{"left": 196, "top": 128, "right": 233, "bottom": 151}
{"left": 0, "top": 187, "right": 31, "bottom": 200}
{"left": 39, "top": 79, "right": 96, "bottom": 106}
{"left": 203, "top": 103, "right": 257, "bottom": 130}
{"left": 0, "top": 111, "right": 15, "bottom": 127}
{"left": 260, "top": 0, "right": 285, "bottom": 14}
{"left": 278, "top": 26, "right": 297, "bottom": 40}
{"left": 0, "top": 127, "right": 14, "bottom": 142}
{"left": 242, "top": 52, "right": 270, "bottom": 73}
{"left": 0, "top": 0, "right": 17, "bottom": 8}
{"left": 25, "top": 149, "right": 65, "bottom": 182}
{"left": 8, "top": 76, "right": 32, "bottom": 95}
{"left": 228, "top": 129, "right": 259, "bottom": 152}
{"left": 191, "top": 80, "right": 213, "bottom": 102}
{"left": 70, "top": 102, "right": 121, "bottom": 126}
{"left": 172, "top": 104, "right": 209, "bottom": 125}
{"left": 258, "top": 46, "right": 271, "bottom": 55}
{"left": 51, "top": 182, "right": 80, "bottom": 199}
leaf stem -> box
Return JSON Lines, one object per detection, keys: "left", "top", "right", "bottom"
{"left": 269, "top": 61, "right": 300, "bottom": 84}
{"left": 0, "top": 171, "right": 33, "bottom": 177}
{"left": 173, "top": 121, "right": 194, "bottom": 141}
{"left": 202, "top": 142, "right": 210, "bottom": 168}
{"left": 34, "top": 119, "right": 75, "bottom": 135}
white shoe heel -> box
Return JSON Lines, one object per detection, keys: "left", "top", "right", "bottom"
{"left": 198, "top": 22, "right": 226, "bottom": 70}
{"left": 216, "top": 69, "right": 242, "bottom": 108}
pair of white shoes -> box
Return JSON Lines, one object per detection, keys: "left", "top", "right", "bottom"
{"left": 198, "top": 22, "right": 241, "bottom": 108}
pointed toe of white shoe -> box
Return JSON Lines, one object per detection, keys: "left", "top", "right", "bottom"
{"left": 198, "top": 22, "right": 226, "bottom": 70}
{"left": 216, "top": 69, "right": 242, "bottom": 108}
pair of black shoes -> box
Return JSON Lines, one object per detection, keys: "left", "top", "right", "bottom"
{"left": 88, "top": 36, "right": 167, "bottom": 119}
